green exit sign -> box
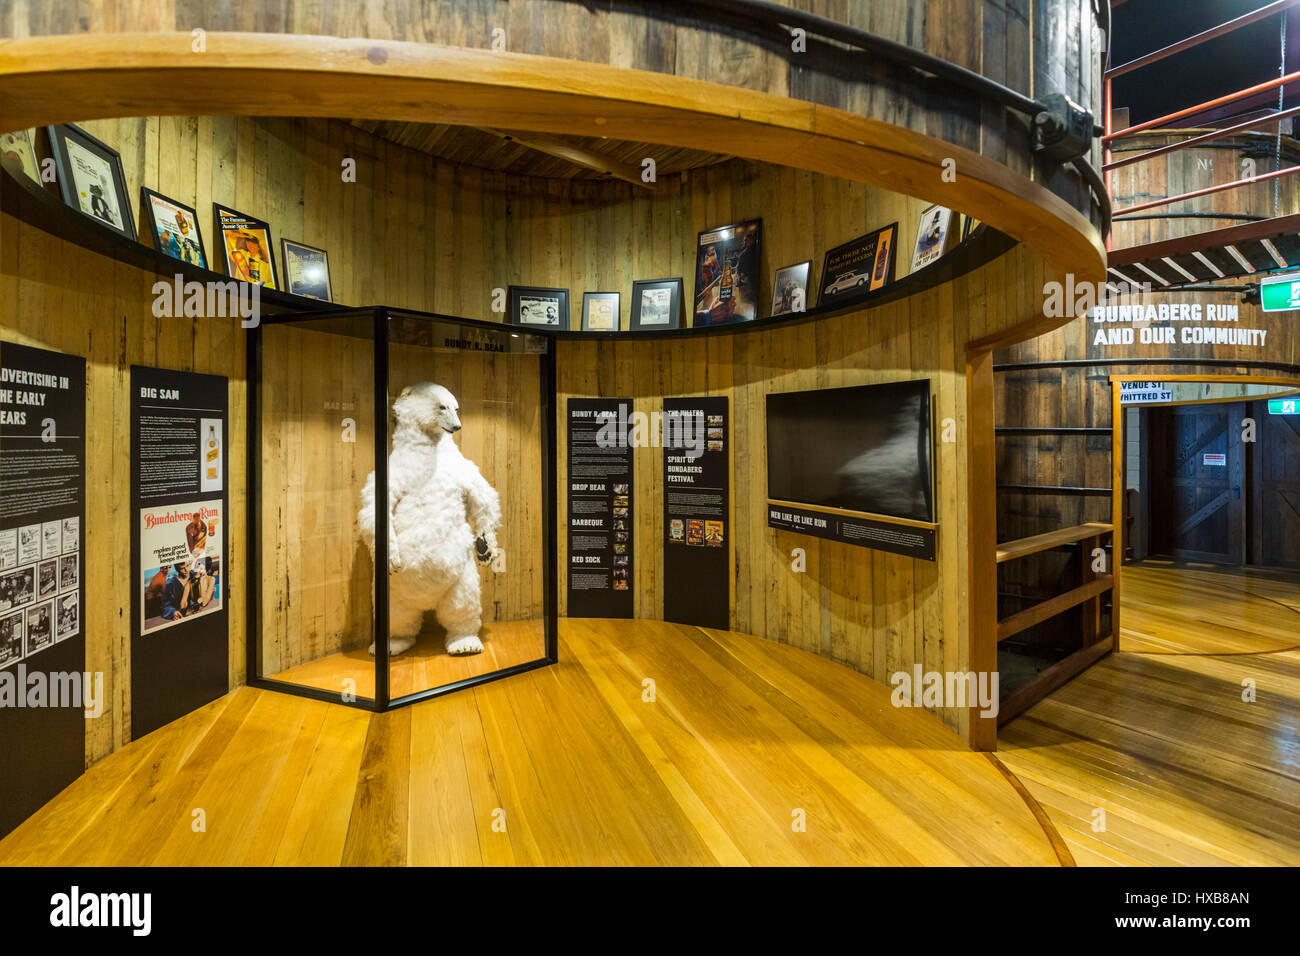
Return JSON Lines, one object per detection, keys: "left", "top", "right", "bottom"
{"left": 1260, "top": 271, "right": 1300, "bottom": 312}
{"left": 1269, "top": 397, "right": 1299, "bottom": 415}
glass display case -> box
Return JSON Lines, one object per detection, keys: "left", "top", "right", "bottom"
{"left": 248, "top": 306, "right": 557, "bottom": 710}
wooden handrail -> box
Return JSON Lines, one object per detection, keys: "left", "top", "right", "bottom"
{"left": 997, "top": 574, "right": 1114, "bottom": 642}
{"left": 996, "top": 522, "right": 1113, "bottom": 564}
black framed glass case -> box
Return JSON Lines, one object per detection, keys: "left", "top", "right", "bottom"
{"left": 248, "top": 306, "right": 557, "bottom": 711}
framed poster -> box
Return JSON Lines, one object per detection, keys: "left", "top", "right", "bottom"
{"left": 818, "top": 223, "right": 898, "bottom": 307}
{"left": 0, "top": 128, "right": 40, "bottom": 183}
{"left": 582, "top": 291, "right": 620, "bottom": 331}
{"left": 962, "top": 216, "right": 981, "bottom": 241}
{"left": 910, "top": 204, "right": 959, "bottom": 273}
{"left": 508, "top": 285, "right": 569, "bottom": 328}
{"left": 46, "top": 123, "right": 135, "bottom": 241}
{"left": 141, "top": 187, "right": 207, "bottom": 269}
{"left": 771, "top": 260, "right": 812, "bottom": 316}
{"left": 280, "top": 238, "right": 333, "bottom": 301}
{"left": 213, "top": 204, "right": 279, "bottom": 289}
{"left": 693, "top": 219, "right": 761, "bottom": 327}
{"left": 630, "top": 277, "right": 683, "bottom": 331}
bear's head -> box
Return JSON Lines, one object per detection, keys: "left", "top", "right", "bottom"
{"left": 393, "top": 382, "right": 462, "bottom": 437}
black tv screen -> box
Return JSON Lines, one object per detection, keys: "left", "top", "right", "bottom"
{"left": 766, "top": 380, "right": 933, "bottom": 522}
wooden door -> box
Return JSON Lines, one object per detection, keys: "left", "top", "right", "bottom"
{"left": 1251, "top": 401, "right": 1300, "bottom": 570}
{"left": 1147, "top": 402, "right": 1245, "bottom": 565}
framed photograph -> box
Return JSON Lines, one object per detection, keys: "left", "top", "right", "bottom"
{"left": 771, "top": 260, "right": 812, "bottom": 317}
{"left": 0, "top": 611, "right": 23, "bottom": 667}
{"left": 280, "top": 238, "right": 333, "bottom": 301}
{"left": 818, "top": 222, "right": 898, "bottom": 308}
{"left": 46, "top": 123, "right": 135, "bottom": 241}
{"left": 629, "top": 278, "right": 683, "bottom": 331}
{"left": 508, "top": 285, "right": 569, "bottom": 328}
{"left": 693, "top": 218, "right": 761, "bottom": 327}
{"left": 37, "top": 558, "right": 57, "bottom": 600}
{"left": 582, "top": 291, "right": 620, "bottom": 332}
{"left": 25, "top": 600, "right": 53, "bottom": 656}
{"left": 141, "top": 187, "right": 207, "bottom": 268}
{"left": 910, "top": 204, "right": 959, "bottom": 273}
{"left": 58, "top": 552, "right": 79, "bottom": 592}
{"left": 55, "top": 592, "right": 79, "bottom": 642}
{"left": 0, "top": 128, "right": 41, "bottom": 182}
{"left": 0, "top": 565, "right": 35, "bottom": 610}
{"left": 213, "top": 204, "right": 279, "bottom": 289}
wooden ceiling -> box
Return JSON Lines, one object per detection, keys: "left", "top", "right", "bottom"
{"left": 349, "top": 119, "right": 731, "bottom": 184}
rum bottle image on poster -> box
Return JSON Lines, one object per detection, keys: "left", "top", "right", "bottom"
{"left": 130, "top": 365, "right": 229, "bottom": 739}
{"left": 139, "top": 500, "right": 223, "bottom": 633}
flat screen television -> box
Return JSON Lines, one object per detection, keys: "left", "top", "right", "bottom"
{"left": 766, "top": 379, "right": 933, "bottom": 522}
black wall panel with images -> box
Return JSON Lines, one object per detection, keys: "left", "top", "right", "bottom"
{"left": 130, "top": 366, "right": 229, "bottom": 739}
{"left": 0, "top": 343, "right": 86, "bottom": 838}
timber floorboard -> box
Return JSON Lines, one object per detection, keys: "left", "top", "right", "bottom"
{"left": 999, "top": 563, "right": 1300, "bottom": 867}
{"left": 268, "top": 619, "right": 548, "bottom": 700}
{"left": 0, "top": 620, "right": 1059, "bottom": 866}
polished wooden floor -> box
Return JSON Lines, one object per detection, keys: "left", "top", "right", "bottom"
{"left": 1000, "top": 562, "right": 1300, "bottom": 866}
{"left": 270, "top": 620, "right": 547, "bottom": 699}
{"left": 0, "top": 620, "right": 1060, "bottom": 866}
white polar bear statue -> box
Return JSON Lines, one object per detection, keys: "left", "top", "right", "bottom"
{"left": 358, "top": 382, "right": 501, "bottom": 657}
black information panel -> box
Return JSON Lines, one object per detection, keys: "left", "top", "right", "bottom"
{"left": 663, "top": 397, "right": 730, "bottom": 628}
{"left": 567, "top": 398, "right": 633, "bottom": 618}
{"left": 0, "top": 343, "right": 86, "bottom": 838}
{"left": 767, "top": 502, "right": 936, "bottom": 561}
{"left": 130, "top": 366, "right": 229, "bottom": 738}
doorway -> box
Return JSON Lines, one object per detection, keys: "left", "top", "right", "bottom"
{"left": 1143, "top": 401, "right": 1245, "bottom": 565}
{"left": 1125, "top": 383, "right": 1300, "bottom": 570}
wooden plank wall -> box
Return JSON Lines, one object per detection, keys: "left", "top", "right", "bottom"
{"left": 995, "top": 301, "right": 1300, "bottom": 546}
{"left": 1111, "top": 131, "right": 1300, "bottom": 249}
{"left": 0, "top": 212, "right": 247, "bottom": 768}
{"left": 559, "top": 242, "right": 1051, "bottom": 738}
{"left": 0, "top": 0, "right": 1104, "bottom": 228}
{"left": 1, "top": 109, "right": 973, "bottom": 761}
{"left": 999, "top": 125, "right": 1300, "bottom": 549}
{"left": 32, "top": 114, "right": 936, "bottom": 330}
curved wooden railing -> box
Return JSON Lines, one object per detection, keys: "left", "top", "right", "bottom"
{"left": 0, "top": 31, "right": 1106, "bottom": 313}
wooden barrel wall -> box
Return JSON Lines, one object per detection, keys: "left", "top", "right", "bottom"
{"left": 22, "top": 114, "right": 943, "bottom": 327}
{"left": 0, "top": 1, "right": 1111, "bottom": 766}
{"left": 559, "top": 240, "right": 1052, "bottom": 740}
{"left": 0, "top": 0, "right": 1106, "bottom": 229}
{"left": 1111, "top": 130, "right": 1300, "bottom": 249}
{"left": 994, "top": 297, "right": 1300, "bottom": 544}
{"left": 1, "top": 108, "right": 1055, "bottom": 756}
